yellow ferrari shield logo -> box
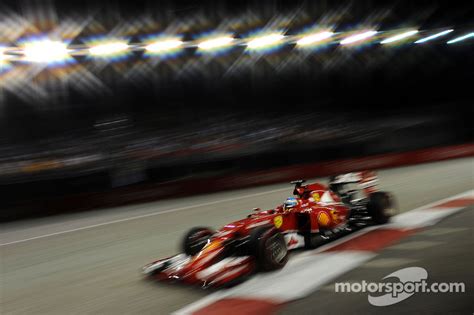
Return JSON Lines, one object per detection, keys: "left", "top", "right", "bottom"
{"left": 312, "top": 193, "right": 320, "bottom": 202}
{"left": 273, "top": 215, "right": 283, "bottom": 228}
{"left": 317, "top": 212, "right": 330, "bottom": 227}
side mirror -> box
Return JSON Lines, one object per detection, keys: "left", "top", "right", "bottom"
{"left": 294, "top": 187, "right": 306, "bottom": 197}
{"left": 253, "top": 207, "right": 261, "bottom": 212}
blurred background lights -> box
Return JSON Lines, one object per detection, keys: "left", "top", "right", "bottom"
{"left": 415, "top": 29, "right": 453, "bottom": 44}
{"left": 0, "top": 47, "right": 12, "bottom": 72}
{"left": 0, "top": 47, "right": 8, "bottom": 63}
{"left": 447, "top": 32, "right": 474, "bottom": 44}
{"left": 296, "top": 31, "right": 334, "bottom": 47}
{"left": 145, "top": 38, "right": 183, "bottom": 54}
{"left": 89, "top": 41, "right": 129, "bottom": 57}
{"left": 246, "top": 33, "right": 285, "bottom": 50}
{"left": 23, "top": 39, "right": 70, "bottom": 63}
{"left": 340, "top": 30, "right": 378, "bottom": 45}
{"left": 0, "top": 25, "right": 469, "bottom": 69}
{"left": 198, "top": 36, "right": 234, "bottom": 51}
{"left": 380, "top": 30, "right": 419, "bottom": 44}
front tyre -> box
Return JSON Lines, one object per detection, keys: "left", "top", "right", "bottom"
{"left": 367, "top": 192, "right": 397, "bottom": 224}
{"left": 182, "top": 227, "right": 214, "bottom": 256}
{"left": 249, "top": 226, "right": 288, "bottom": 271}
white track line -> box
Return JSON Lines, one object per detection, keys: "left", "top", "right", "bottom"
{"left": 2, "top": 189, "right": 472, "bottom": 248}
{"left": 0, "top": 187, "right": 290, "bottom": 247}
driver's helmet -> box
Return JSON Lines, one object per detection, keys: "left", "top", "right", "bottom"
{"left": 283, "top": 197, "right": 298, "bottom": 211}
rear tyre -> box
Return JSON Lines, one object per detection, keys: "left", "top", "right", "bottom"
{"left": 248, "top": 226, "right": 288, "bottom": 271}
{"left": 367, "top": 192, "right": 397, "bottom": 225}
{"left": 182, "top": 227, "right": 214, "bottom": 256}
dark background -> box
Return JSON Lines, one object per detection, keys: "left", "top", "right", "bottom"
{"left": 1, "top": 0, "right": 473, "bottom": 126}
{"left": 0, "top": 0, "right": 472, "bottom": 218}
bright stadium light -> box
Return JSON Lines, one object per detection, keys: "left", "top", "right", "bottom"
{"left": 0, "top": 47, "right": 13, "bottom": 72}
{"left": 0, "top": 47, "right": 7, "bottom": 63}
{"left": 447, "top": 32, "right": 474, "bottom": 44}
{"left": 198, "top": 36, "right": 234, "bottom": 51}
{"left": 246, "top": 33, "right": 285, "bottom": 49}
{"left": 296, "top": 31, "right": 334, "bottom": 46}
{"left": 340, "top": 30, "right": 378, "bottom": 45}
{"left": 381, "top": 30, "right": 419, "bottom": 44}
{"left": 23, "top": 40, "right": 70, "bottom": 63}
{"left": 89, "top": 41, "right": 129, "bottom": 56}
{"left": 145, "top": 39, "right": 183, "bottom": 53}
{"left": 414, "top": 29, "right": 453, "bottom": 44}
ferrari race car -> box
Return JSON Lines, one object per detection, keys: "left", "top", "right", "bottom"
{"left": 142, "top": 171, "right": 397, "bottom": 287}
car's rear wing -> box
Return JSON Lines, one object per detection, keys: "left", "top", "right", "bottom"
{"left": 329, "top": 171, "right": 378, "bottom": 195}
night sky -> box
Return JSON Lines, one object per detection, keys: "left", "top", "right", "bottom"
{"left": 0, "top": 0, "right": 472, "bottom": 137}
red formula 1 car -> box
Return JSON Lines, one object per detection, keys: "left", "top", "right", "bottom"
{"left": 142, "top": 171, "right": 397, "bottom": 287}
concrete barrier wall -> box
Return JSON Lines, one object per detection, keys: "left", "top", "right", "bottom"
{"left": 2, "top": 143, "right": 473, "bottom": 221}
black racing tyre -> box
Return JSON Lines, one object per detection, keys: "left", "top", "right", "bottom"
{"left": 367, "top": 192, "right": 397, "bottom": 225}
{"left": 328, "top": 175, "right": 340, "bottom": 194}
{"left": 182, "top": 227, "right": 214, "bottom": 256}
{"left": 248, "top": 226, "right": 288, "bottom": 271}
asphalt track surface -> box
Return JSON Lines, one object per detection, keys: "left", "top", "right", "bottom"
{"left": 278, "top": 205, "right": 474, "bottom": 315}
{"left": 1, "top": 157, "right": 473, "bottom": 314}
